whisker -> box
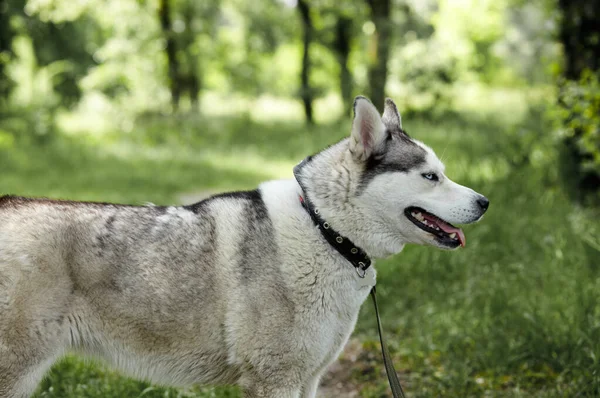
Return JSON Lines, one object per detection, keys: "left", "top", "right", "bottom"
{"left": 440, "top": 145, "right": 449, "bottom": 163}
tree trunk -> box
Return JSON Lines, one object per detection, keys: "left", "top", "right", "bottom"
{"left": 0, "top": 0, "right": 13, "bottom": 103}
{"left": 158, "top": 0, "right": 180, "bottom": 111}
{"left": 367, "top": 0, "right": 391, "bottom": 111}
{"left": 182, "top": 8, "right": 201, "bottom": 111}
{"left": 297, "top": 0, "right": 314, "bottom": 124}
{"left": 334, "top": 16, "right": 353, "bottom": 115}
{"left": 189, "top": 72, "right": 200, "bottom": 109}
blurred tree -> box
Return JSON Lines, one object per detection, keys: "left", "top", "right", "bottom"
{"left": 557, "top": 0, "right": 600, "bottom": 201}
{"left": 366, "top": 0, "right": 391, "bottom": 111}
{"left": 26, "top": 22, "right": 95, "bottom": 107}
{"left": 334, "top": 15, "right": 353, "bottom": 113}
{"left": 501, "top": 3, "right": 557, "bottom": 84}
{"left": 0, "top": 0, "right": 99, "bottom": 141}
{"left": 14, "top": 0, "right": 98, "bottom": 107}
{"left": 159, "top": 0, "right": 181, "bottom": 110}
{"left": 0, "top": 0, "right": 12, "bottom": 105}
{"left": 297, "top": 0, "right": 314, "bottom": 124}
{"left": 388, "top": 1, "right": 457, "bottom": 116}
{"left": 303, "top": 1, "right": 367, "bottom": 117}
{"left": 215, "top": 0, "right": 295, "bottom": 97}
{"left": 159, "top": 0, "right": 220, "bottom": 111}
{"left": 177, "top": 0, "right": 201, "bottom": 109}
{"left": 1, "top": 0, "right": 100, "bottom": 110}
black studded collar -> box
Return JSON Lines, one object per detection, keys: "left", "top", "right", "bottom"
{"left": 298, "top": 195, "right": 372, "bottom": 277}
{"left": 294, "top": 158, "right": 372, "bottom": 277}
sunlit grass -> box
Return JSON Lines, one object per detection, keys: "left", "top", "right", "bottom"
{"left": 58, "top": 85, "right": 539, "bottom": 138}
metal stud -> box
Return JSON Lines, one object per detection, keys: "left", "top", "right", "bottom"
{"left": 351, "top": 248, "right": 358, "bottom": 254}
{"left": 336, "top": 236, "right": 343, "bottom": 243}
{"left": 314, "top": 208, "right": 320, "bottom": 214}
{"left": 323, "top": 222, "right": 330, "bottom": 229}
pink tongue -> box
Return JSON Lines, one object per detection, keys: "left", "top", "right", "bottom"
{"left": 423, "top": 214, "right": 466, "bottom": 247}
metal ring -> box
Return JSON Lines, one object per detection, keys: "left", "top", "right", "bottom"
{"left": 314, "top": 208, "right": 320, "bottom": 214}
{"left": 323, "top": 222, "right": 329, "bottom": 229}
{"left": 351, "top": 248, "right": 358, "bottom": 254}
{"left": 355, "top": 267, "right": 366, "bottom": 278}
{"left": 358, "top": 262, "right": 365, "bottom": 267}
{"left": 336, "top": 236, "right": 343, "bottom": 243}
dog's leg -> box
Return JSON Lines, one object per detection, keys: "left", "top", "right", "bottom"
{"left": 0, "top": 354, "right": 61, "bottom": 398}
{"left": 0, "top": 361, "right": 24, "bottom": 398}
{"left": 0, "top": 325, "right": 66, "bottom": 398}
{"left": 243, "top": 385, "right": 301, "bottom": 398}
{"left": 300, "top": 374, "right": 323, "bottom": 398}
{"left": 240, "top": 372, "right": 302, "bottom": 398}
{"left": 0, "top": 258, "right": 71, "bottom": 397}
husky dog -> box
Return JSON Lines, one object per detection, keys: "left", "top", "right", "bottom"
{"left": 0, "top": 97, "right": 488, "bottom": 398}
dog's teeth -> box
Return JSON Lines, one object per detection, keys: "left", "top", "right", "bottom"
{"left": 415, "top": 212, "right": 424, "bottom": 221}
{"left": 449, "top": 233, "right": 456, "bottom": 239}
{"left": 411, "top": 212, "right": 417, "bottom": 217}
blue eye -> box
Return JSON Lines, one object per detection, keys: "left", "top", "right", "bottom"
{"left": 422, "top": 173, "right": 439, "bottom": 181}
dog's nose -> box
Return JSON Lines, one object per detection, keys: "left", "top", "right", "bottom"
{"left": 477, "top": 196, "right": 489, "bottom": 212}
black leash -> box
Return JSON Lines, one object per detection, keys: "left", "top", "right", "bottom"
{"left": 370, "top": 286, "right": 406, "bottom": 398}
{"left": 293, "top": 162, "right": 406, "bottom": 396}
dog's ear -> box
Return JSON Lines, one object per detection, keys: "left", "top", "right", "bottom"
{"left": 382, "top": 98, "right": 402, "bottom": 131}
{"left": 350, "top": 96, "right": 387, "bottom": 161}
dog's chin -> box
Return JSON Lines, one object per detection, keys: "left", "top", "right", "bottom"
{"left": 409, "top": 229, "right": 461, "bottom": 250}
{"left": 431, "top": 236, "right": 462, "bottom": 250}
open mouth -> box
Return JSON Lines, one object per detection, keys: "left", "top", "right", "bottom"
{"left": 404, "top": 207, "right": 465, "bottom": 248}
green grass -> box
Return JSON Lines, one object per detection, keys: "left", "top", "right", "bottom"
{"left": 1, "top": 111, "right": 599, "bottom": 397}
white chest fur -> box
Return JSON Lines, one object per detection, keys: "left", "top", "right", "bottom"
{"left": 259, "top": 179, "right": 375, "bottom": 375}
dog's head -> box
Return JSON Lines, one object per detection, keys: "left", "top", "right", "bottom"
{"left": 294, "top": 96, "right": 488, "bottom": 258}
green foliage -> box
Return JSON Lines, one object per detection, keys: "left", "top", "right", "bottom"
{"left": 1, "top": 34, "right": 65, "bottom": 142}
{"left": 559, "top": 71, "right": 600, "bottom": 172}
{"left": 389, "top": 38, "right": 457, "bottom": 116}
{"left": 217, "top": 0, "right": 298, "bottom": 96}
{"left": 11, "top": 0, "right": 99, "bottom": 106}
{"left": 432, "top": 0, "right": 507, "bottom": 82}
{"left": 554, "top": 70, "right": 600, "bottom": 203}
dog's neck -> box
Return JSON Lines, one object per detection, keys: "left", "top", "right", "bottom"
{"left": 294, "top": 140, "right": 406, "bottom": 259}
{"left": 297, "top": 193, "right": 372, "bottom": 275}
